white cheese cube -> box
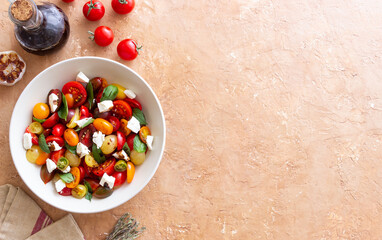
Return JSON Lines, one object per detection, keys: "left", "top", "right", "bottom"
{"left": 23, "top": 133, "right": 33, "bottom": 150}
{"left": 124, "top": 89, "right": 136, "bottom": 99}
{"left": 51, "top": 141, "right": 62, "bottom": 151}
{"left": 93, "top": 131, "right": 105, "bottom": 149}
{"left": 98, "top": 100, "right": 114, "bottom": 113}
{"left": 46, "top": 159, "right": 57, "bottom": 173}
{"left": 146, "top": 135, "right": 154, "bottom": 150}
{"left": 75, "top": 117, "right": 93, "bottom": 128}
{"left": 112, "top": 150, "right": 129, "bottom": 161}
{"left": 48, "top": 93, "right": 59, "bottom": 112}
{"left": 127, "top": 116, "right": 140, "bottom": 133}
{"left": 55, "top": 179, "right": 66, "bottom": 192}
{"left": 76, "top": 72, "right": 90, "bottom": 83}
{"left": 76, "top": 142, "right": 90, "bottom": 158}
{"left": 61, "top": 166, "right": 71, "bottom": 173}
{"left": 100, "top": 173, "right": 116, "bottom": 189}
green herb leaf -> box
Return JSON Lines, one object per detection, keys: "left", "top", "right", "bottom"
{"left": 92, "top": 143, "right": 106, "bottom": 163}
{"left": 33, "top": 117, "right": 46, "bottom": 123}
{"left": 86, "top": 81, "right": 94, "bottom": 109}
{"left": 85, "top": 191, "right": 92, "bottom": 202}
{"left": 58, "top": 92, "right": 68, "bottom": 120}
{"left": 133, "top": 135, "right": 147, "bottom": 153}
{"left": 122, "top": 142, "right": 131, "bottom": 155}
{"left": 38, "top": 134, "right": 50, "bottom": 153}
{"left": 65, "top": 141, "right": 77, "bottom": 154}
{"left": 132, "top": 108, "right": 147, "bottom": 125}
{"left": 59, "top": 173, "right": 74, "bottom": 183}
{"left": 100, "top": 85, "right": 118, "bottom": 102}
{"left": 77, "top": 118, "right": 94, "bottom": 130}
{"left": 84, "top": 179, "right": 93, "bottom": 194}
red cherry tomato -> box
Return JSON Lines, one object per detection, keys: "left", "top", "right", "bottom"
{"left": 107, "top": 116, "right": 120, "bottom": 132}
{"left": 49, "top": 149, "right": 66, "bottom": 164}
{"left": 84, "top": 178, "right": 100, "bottom": 192}
{"left": 52, "top": 124, "right": 65, "bottom": 137}
{"left": 112, "top": 171, "right": 127, "bottom": 188}
{"left": 42, "top": 112, "right": 59, "bottom": 128}
{"left": 80, "top": 105, "right": 91, "bottom": 119}
{"left": 79, "top": 124, "right": 96, "bottom": 148}
{"left": 62, "top": 81, "right": 87, "bottom": 108}
{"left": 126, "top": 133, "right": 136, "bottom": 152}
{"left": 58, "top": 187, "right": 72, "bottom": 196}
{"left": 62, "top": 0, "right": 74, "bottom": 2}
{"left": 112, "top": 100, "right": 132, "bottom": 120}
{"left": 116, "top": 131, "right": 126, "bottom": 151}
{"left": 25, "top": 127, "right": 38, "bottom": 145}
{"left": 45, "top": 135, "right": 64, "bottom": 147}
{"left": 90, "top": 26, "right": 114, "bottom": 47}
{"left": 95, "top": 90, "right": 103, "bottom": 103}
{"left": 78, "top": 166, "right": 85, "bottom": 182}
{"left": 123, "top": 98, "right": 142, "bottom": 110}
{"left": 83, "top": 0, "right": 105, "bottom": 21}
{"left": 92, "top": 158, "right": 116, "bottom": 177}
{"left": 117, "top": 39, "right": 142, "bottom": 61}
{"left": 82, "top": 160, "right": 93, "bottom": 177}
{"left": 111, "top": 0, "right": 134, "bottom": 14}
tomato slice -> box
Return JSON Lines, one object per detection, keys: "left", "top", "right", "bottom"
{"left": 79, "top": 124, "right": 96, "bottom": 147}
{"left": 58, "top": 187, "right": 72, "bottom": 196}
{"left": 84, "top": 178, "right": 100, "bottom": 192}
{"left": 25, "top": 127, "right": 39, "bottom": 145}
{"left": 116, "top": 131, "right": 126, "bottom": 151}
{"left": 66, "top": 167, "right": 81, "bottom": 188}
{"left": 62, "top": 81, "right": 87, "bottom": 108}
{"left": 80, "top": 105, "right": 91, "bottom": 119}
{"left": 49, "top": 148, "right": 66, "bottom": 164}
{"left": 78, "top": 166, "right": 85, "bottom": 183}
{"left": 126, "top": 133, "right": 136, "bottom": 152}
{"left": 123, "top": 98, "right": 142, "bottom": 110}
{"left": 45, "top": 135, "right": 64, "bottom": 147}
{"left": 107, "top": 116, "right": 120, "bottom": 132}
{"left": 112, "top": 100, "right": 132, "bottom": 120}
{"left": 112, "top": 171, "right": 127, "bottom": 188}
{"left": 42, "top": 112, "right": 59, "bottom": 128}
{"left": 92, "top": 158, "right": 116, "bottom": 177}
{"left": 40, "top": 164, "right": 55, "bottom": 184}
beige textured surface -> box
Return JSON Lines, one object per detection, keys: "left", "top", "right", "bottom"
{"left": 1, "top": 0, "right": 382, "bottom": 239}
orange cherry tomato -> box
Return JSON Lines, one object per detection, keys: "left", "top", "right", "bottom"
{"left": 35, "top": 146, "right": 50, "bottom": 165}
{"left": 120, "top": 119, "right": 131, "bottom": 136}
{"left": 64, "top": 128, "right": 79, "bottom": 146}
{"left": 126, "top": 161, "right": 135, "bottom": 183}
{"left": 139, "top": 126, "right": 151, "bottom": 143}
{"left": 93, "top": 118, "right": 114, "bottom": 135}
{"left": 66, "top": 167, "right": 80, "bottom": 188}
{"left": 65, "top": 93, "right": 74, "bottom": 109}
{"left": 33, "top": 103, "right": 50, "bottom": 119}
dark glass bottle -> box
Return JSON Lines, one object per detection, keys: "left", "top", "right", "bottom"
{"left": 8, "top": 0, "right": 70, "bottom": 55}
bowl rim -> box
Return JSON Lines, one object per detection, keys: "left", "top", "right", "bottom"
{"left": 9, "top": 56, "right": 166, "bottom": 213}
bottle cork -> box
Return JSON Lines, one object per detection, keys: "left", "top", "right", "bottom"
{"left": 11, "top": 0, "right": 33, "bottom": 22}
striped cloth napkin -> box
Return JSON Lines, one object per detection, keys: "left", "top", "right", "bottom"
{"left": 0, "top": 184, "right": 84, "bottom": 240}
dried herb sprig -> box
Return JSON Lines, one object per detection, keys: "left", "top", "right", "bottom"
{"left": 106, "top": 213, "right": 146, "bottom": 240}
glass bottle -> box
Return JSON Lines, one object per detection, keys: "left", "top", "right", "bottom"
{"left": 8, "top": 0, "right": 70, "bottom": 55}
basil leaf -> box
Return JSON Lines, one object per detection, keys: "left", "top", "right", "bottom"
{"left": 65, "top": 141, "right": 77, "bottom": 154}
{"left": 84, "top": 179, "right": 93, "bottom": 193}
{"left": 100, "top": 85, "right": 118, "bottom": 102}
{"left": 86, "top": 82, "right": 94, "bottom": 109}
{"left": 85, "top": 191, "right": 92, "bottom": 202}
{"left": 59, "top": 173, "right": 74, "bottom": 183}
{"left": 132, "top": 108, "right": 147, "bottom": 125}
{"left": 133, "top": 135, "right": 147, "bottom": 153}
{"left": 33, "top": 117, "right": 46, "bottom": 123}
{"left": 92, "top": 144, "right": 106, "bottom": 163}
{"left": 38, "top": 134, "right": 50, "bottom": 153}
{"left": 122, "top": 142, "right": 131, "bottom": 155}
{"left": 58, "top": 92, "right": 68, "bottom": 121}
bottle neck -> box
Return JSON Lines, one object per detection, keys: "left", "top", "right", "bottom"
{"left": 8, "top": 0, "right": 43, "bottom": 31}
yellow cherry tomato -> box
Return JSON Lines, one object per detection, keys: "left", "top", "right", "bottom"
{"left": 120, "top": 119, "right": 131, "bottom": 136}
{"left": 26, "top": 145, "right": 49, "bottom": 165}
{"left": 139, "top": 126, "right": 151, "bottom": 143}
{"left": 65, "top": 93, "right": 74, "bottom": 109}
{"left": 29, "top": 122, "right": 44, "bottom": 135}
{"left": 66, "top": 107, "right": 80, "bottom": 128}
{"left": 33, "top": 103, "right": 50, "bottom": 119}
{"left": 111, "top": 83, "right": 127, "bottom": 100}
{"left": 64, "top": 128, "right": 79, "bottom": 146}
{"left": 93, "top": 118, "right": 114, "bottom": 135}
{"left": 126, "top": 161, "right": 135, "bottom": 183}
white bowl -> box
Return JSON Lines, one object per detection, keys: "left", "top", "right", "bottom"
{"left": 9, "top": 57, "right": 166, "bottom": 213}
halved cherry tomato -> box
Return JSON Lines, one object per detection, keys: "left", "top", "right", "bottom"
{"left": 90, "top": 77, "right": 108, "bottom": 94}
{"left": 29, "top": 122, "right": 43, "bottom": 134}
{"left": 119, "top": 119, "right": 131, "bottom": 136}
{"left": 79, "top": 124, "right": 96, "bottom": 147}
{"left": 126, "top": 133, "right": 136, "bottom": 152}
{"left": 64, "top": 128, "right": 79, "bottom": 146}
{"left": 93, "top": 186, "right": 113, "bottom": 198}
{"left": 126, "top": 161, "right": 135, "bottom": 183}
{"left": 80, "top": 105, "right": 91, "bottom": 119}
{"left": 112, "top": 100, "right": 132, "bottom": 120}
{"left": 65, "top": 93, "right": 74, "bottom": 109}
{"left": 42, "top": 128, "right": 52, "bottom": 138}
{"left": 111, "top": 84, "right": 126, "bottom": 100}
{"left": 25, "top": 127, "right": 39, "bottom": 145}
{"left": 47, "top": 89, "right": 62, "bottom": 113}
{"left": 107, "top": 116, "right": 120, "bottom": 132}
{"left": 52, "top": 123, "right": 65, "bottom": 137}
{"left": 92, "top": 158, "right": 116, "bottom": 177}
{"left": 58, "top": 187, "right": 72, "bottom": 196}
{"left": 66, "top": 107, "right": 80, "bottom": 129}
{"left": 112, "top": 171, "right": 127, "bottom": 188}
{"left": 62, "top": 81, "right": 87, "bottom": 108}
{"left": 94, "top": 108, "right": 112, "bottom": 119}
{"left": 139, "top": 126, "right": 151, "bottom": 143}
{"left": 66, "top": 167, "right": 81, "bottom": 188}
{"left": 123, "top": 98, "right": 142, "bottom": 110}
{"left": 49, "top": 149, "right": 66, "bottom": 164}
{"left": 82, "top": 160, "right": 93, "bottom": 177}
{"left": 93, "top": 118, "right": 113, "bottom": 135}
{"left": 35, "top": 147, "right": 50, "bottom": 165}
{"left": 84, "top": 178, "right": 100, "bottom": 192}
{"left": 33, "top": 103, "right": 50, "bottom": 119}
{"left": 95, "top": 90, "right": 103, "bottom": 103}
{"left": 116, "top": 131, "right": 126, "bottom": 151}
{"left": 78, "top": 166, "right": 85, "bottom": 182}
{"left": 46, "top": 135, "right": 64, "bottom": 147}
{"left": 42, "top": 112, "right": 59, "bottom": 128}
{"left": 40, "top": 164, "right": 55, "bottom": 184}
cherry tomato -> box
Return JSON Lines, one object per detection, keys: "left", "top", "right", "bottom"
{"left": 111, "top": 0, "right": 134, "bottom": 14}
{"left": 52, "top": 123, "right": 65, "bottom": 137}
{"left": 126, "top": 161, "right": 135, "bottom": 183}
{"left": 65, "top": 93, "right": 74, "bottom": 109}
{"left": 25, "top": 127, "right": 39, "bottom": 145}
{"left": 46, "top": 89, "right": 62, "bottom": 113}
{"left": 85, "top": 155, "right": 99, "bottom": 168}
{"left": 126, "top": 133, "right": 136, "bottom": 152}
{"left": 139, "top": 126, "right": 151, "bottom": 143}
{"left": 82, "top": 161, "right": 94, "bottom": 177}
{"left": 78, "top": 166, "right": 85, "bottom": 182}
{"left": 112, "top": 171, "right": 127, "bottom": 188}
{"left": 116, "top": 131, "right": 126, "bottom": 151}
{"left": 83, "top": 0, "right": 105, "bottom": 21}
{"left": 111, "top": 84, "right": 126, "bottom": 100}
{"left": 84, "top": 178, "right": 100, "bottom": 192}
{"left": 33, "top": 103, "right": 50, "bottom": 119}
{"left": 64, "top": 128, "right": 79, "bottom": 146}
{"left": 92, "top": 158, "right": 116, "bottom": 177}
{"left": 93, "top": 118, "right": 114, "bottom": 135}
{"left": 79, "top": 124, "right": 96, "bottom": 147}
{"left": 62, "top": 81, "right": 87, "bottom": 108}
{"left": 72, "top": 184, "right": 87, "bottom": 199}
{"left": 107, "top": 116, "right": 120, "bottom": 132}
{"left": 93, "top": 108, "right": 112, "bottom": 119}
{"left": 66, "top": 167, "right": 81, "bottom": 188}
{"left": 42, "top": 112, "right": 59, "bottom": 128}
{"left": 112, "top": 100, "right": 132, "bottom": 120}
{"left": 46, "top": 135, "right": 64, "bottom": 148}
{"left": 117, "top": 39, "right": 142, "bottom": 61}
{"left": 93, "top": 186, "right": 113, "bottom": 198}
{"left": 34, "top": 146, "right": 50, "bottom": 165}
{"left": 49, "top": 149, "right": 66, "bottom": 164}
{"left": 42, "top": 128, "right": 52, "bottom": 138}
{"left": 58, "top": 187, "right": 72, "bottom": 196}
{"left": 80, "top": 106, "right": 91, "bottom": 119}
{"left": 90, "top": 26, "right": 114, "bottom": 47}
{"left": 29, "top": 122, "right": 43, "bottom": 135}
{"left": 40, "top": 164, "right": 55, "bottom": 184}
{"left": 66, "top": 107, "right": 80, "bottom": 129}
{"left": 124, "top": 98, "right": 142, "bottom": 110}
{"left": 90, "top": 77, "right": 108, "bottom": 94}
{"left": 95, "top": 90, "right": 103, "bottom": 103}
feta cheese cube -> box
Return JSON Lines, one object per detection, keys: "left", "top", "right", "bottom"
{"left": 55, "top": 179, "right": 66, "bottom": 193}
{"left": 76, "top": 72, "right": 89, "bottom": 83}
{"left": 61, "top": 166, "right": 71, "bottom": 173}
{"left": 112, "top": 150, "right": 129, "bottom": 161}
{"left": 146, "top": 135, "right": 154, "bottom": 150}
{"left": 76, "top": 142, "right": 90, "bottom": 158}
{"left": 124, "top": 89, "right": 136, "bottom": 99}
{"left": 48, "top": 93, "right": 59, "bottom": 112}
{"left": 93, "top": 131, "right": 105, "bottom": 149}
{"left": 127, "top": 116, "right": 140, "bottom": 133}
{"left": 75, "top": 117, "right": 93, "bottom": 128}
{"left": 23, "top": 133, "right": 33, "bottom": 150}
{"left": 100, "top": 173, "right": 116, "bottom": 189}
{"left": 98, "top": 100, "right": 114, "bottom": 113}
{"left": 46, "top": 158, "right": 57, "bottom": 173}
{"left": 50, "top": 141, "right": 62, "bottom": 151}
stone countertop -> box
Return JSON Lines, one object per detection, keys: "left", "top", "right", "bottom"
{"left": 1, "top": 0, "right": 382, "bottom": 239}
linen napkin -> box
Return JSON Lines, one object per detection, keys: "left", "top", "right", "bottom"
{"left": 0, "top": 184, "right": 84, "bottom": 240}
